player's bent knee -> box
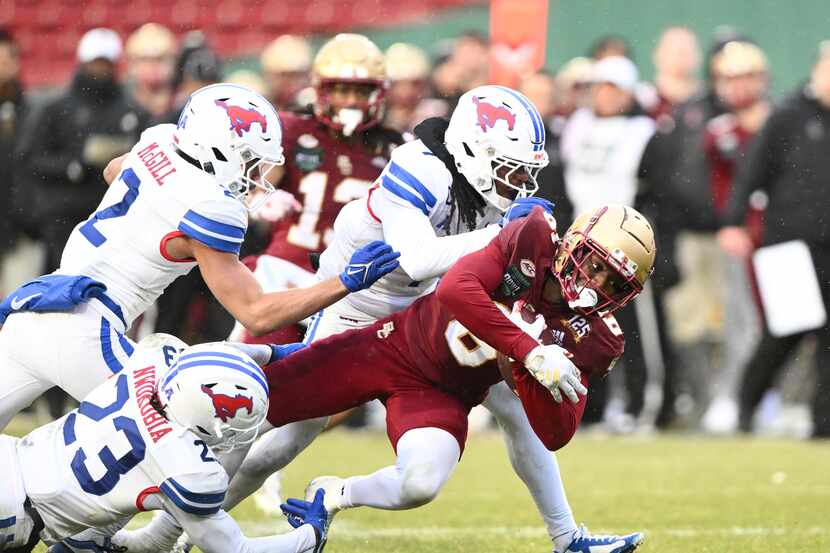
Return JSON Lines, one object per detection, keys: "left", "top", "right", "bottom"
{"left": 399, "top": 461, "right": 448, "bottom": 507}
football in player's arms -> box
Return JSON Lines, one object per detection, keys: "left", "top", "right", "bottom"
{"left": 0, "top": 335, "right": 329, "bottom": 553}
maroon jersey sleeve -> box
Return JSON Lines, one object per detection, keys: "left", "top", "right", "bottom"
{"left": 435, "top": 207, "right": 555, "bottom": 363}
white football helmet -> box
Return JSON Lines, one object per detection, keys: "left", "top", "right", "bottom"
{"left": 444, "top": 85, "right": 549, "bottom": 211}
{"left": 175, "top": 83, "right": 285, "bottom": 211}
{"left": 157, "top": 342, "right": 269, "bottom": 452}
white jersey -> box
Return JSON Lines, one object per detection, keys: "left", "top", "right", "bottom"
{"left": 560, "top": 107, "right": 655, "bottom": 215}
{"left": 16, "top": 335, "right": 227, "bottom": 545}
{"left": 58, "top": 124, "right": 248, "bottom": 327}
{"left": 318, "top": 139, "right": 503, "bottom": 319}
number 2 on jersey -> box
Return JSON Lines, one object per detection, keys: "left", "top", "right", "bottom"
{"left": 80, "top": 168, "right": 141, "bottom": 247}
{"left": 64, "top": 373, "right": 147, "bottom": 496}
{"left": 287, "top": 171, "right": 372, "bottom": 250}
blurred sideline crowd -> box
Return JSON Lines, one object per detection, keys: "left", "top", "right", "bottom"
{"left": 1, "top": 23, "right": 828, "bottom": 439}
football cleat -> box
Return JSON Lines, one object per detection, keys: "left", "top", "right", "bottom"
{"left": 305, "top": 475, "right": 347, "bottom": 517}
{"left": 561, "top": 525, "right": 645, "bottom": 553}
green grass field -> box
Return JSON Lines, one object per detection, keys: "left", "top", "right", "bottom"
{"left": 23, "top": 427, "right": 830, "bottom": 553}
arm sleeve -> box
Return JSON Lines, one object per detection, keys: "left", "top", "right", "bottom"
{"left": 511, "top": 366, "right": 588, "bottom": 451}
{"left": 165, "top": 501, "right": 317, "bottom": 553}
{"left": 435, "top": 223, "right": 540, "bottom": 363}
{"left": 373, "top": 158, "right": 500, "bottom": 281}
{"left": 178, "top": 199, "right": 249, "bottom": 255}
{"left": 723, "top": 109, "right": 782, "bottom": 226}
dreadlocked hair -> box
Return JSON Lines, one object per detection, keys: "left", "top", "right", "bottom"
{"left": 413, "top": 117, "right": 487, "bottom": 234}
{"left": 447, "top": 173, "right": 487, "bottom": 233}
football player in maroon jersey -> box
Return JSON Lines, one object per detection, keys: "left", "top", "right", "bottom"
{"left": 264, "top": 205, "right": 655, "bottom": 553}
{"left": 231, "top": 33, "right": 404, "bottom": 346}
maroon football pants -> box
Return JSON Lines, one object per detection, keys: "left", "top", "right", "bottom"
{"left": 263, "top": 321, "right": 472, "bottom": 452}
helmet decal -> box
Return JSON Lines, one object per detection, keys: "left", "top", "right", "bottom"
{"left": 201, "top": 384, "right": 254, "bottom": 422}
{"left": 214, "top": 99, "right": 268, "bottom": 137}
{"left": 473, "top": 96, "right": 516, "bottom": 132}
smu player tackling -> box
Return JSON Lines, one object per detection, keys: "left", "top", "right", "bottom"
{"left": 0, "top": 83, "right": 400, "bottom": 431}
{"left": 0, "top": 334, "right": 330, "bottom": 553}
{"left": 216, "top": 87, "right": 644, "bottom": 553}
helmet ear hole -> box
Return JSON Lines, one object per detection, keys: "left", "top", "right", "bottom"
{"left": 462, "top": 142, "right": 475, "bottom": 158}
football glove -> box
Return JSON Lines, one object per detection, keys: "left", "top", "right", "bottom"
{"left": 500, "top": 197, "right": 555, "bottom": 227}
{"left": 523, "top": 344, "right": 587, "bottom": 404}
{"left": 281, "top": 489, "right": 329, "bottom": 548}
{"left": 268, "top": 342, "right": 306, "bottom": 364}
{"left": 339, "top": 240, "right": 401, "bottom": 293}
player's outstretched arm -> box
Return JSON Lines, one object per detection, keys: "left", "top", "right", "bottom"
{"left": 167, "top": 501, "right": 319, "bottom": 553}
{"left": 192, "top": 238, "right": 399, "bottom": 336}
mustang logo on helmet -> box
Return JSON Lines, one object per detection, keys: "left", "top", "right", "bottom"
{"left": 214, "top": 100, "right": 268, "bottom": 137}
{"left": 201, "top": 384, "right": 254, "bottom": 422}
{"left": 473, "top": 96, "right": 516, "bottom": 132}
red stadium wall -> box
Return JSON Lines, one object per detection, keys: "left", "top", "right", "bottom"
{"left": 1, "top": 0, "right": 484, "bottom": 88}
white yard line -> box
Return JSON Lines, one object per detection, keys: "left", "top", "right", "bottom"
{"left": 236, "top": 520, "right": 829, "bottom": 539}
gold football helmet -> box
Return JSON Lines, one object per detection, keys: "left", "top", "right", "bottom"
{"left": 554, "top": 205, "right": 656, "bottom": 314}
{"left": 312, "top": 33, "right": 387, "bottom": 134}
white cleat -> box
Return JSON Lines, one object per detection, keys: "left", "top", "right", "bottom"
{"left": 561, "top": 525, "right": 645, "bottom": 553}
{"left": 253, "top": 472, "right": 284, "bottom": 515}
{"left": 305, "top": 476, "right": 347, "bottom": 519}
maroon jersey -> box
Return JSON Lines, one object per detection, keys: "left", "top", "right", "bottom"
{"left": 263, "top": 112, "right": 402, "bottom": 270}
{"left": 264, "top": 209, "right": 624, "bottom": 452}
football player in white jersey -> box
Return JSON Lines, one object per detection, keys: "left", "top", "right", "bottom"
{"left": 219, "top": 85, "right": 645, "bottom": 553}
{"left": 0, "top": 335, "right": 330, "bottom": 553}
{"left": 0, "top": 83, "right": 400, "bottom": 432}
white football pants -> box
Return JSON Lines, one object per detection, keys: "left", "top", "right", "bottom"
{"left": 0, "top": 299, "right": 135, "bottom": 431}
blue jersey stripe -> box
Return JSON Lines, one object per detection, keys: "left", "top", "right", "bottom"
{"left": 160, "top": 483, "right": 222, "bottom": 516}
{"left": 100, "top": 318, "right": 125, "bottom": 374}
{"left": 178, "top": 222, "right": 241, "bottom": 254}
{"left": 163, "top": 359, "right": 268, "bottom": 394}
{"left": 168, "top": 477, "right": 227, "bottom": 504}
{"left": 388, "top": 162, "right": 436, "bottom": 207}
{"left": 177, "top": 350, "right": 264, "bottom": 375}
{"left": 495, "top": 86, "right": 545, "bottom": 151}
{"left": 381, "top": 175, "right": 429, "bottom": 215}
{"left": 303, "top": 309, "right": 324, "bottom": 344}
{"left": 182, "top": 210, "right": 245, "bottom": 240}
{"left": 0, "top": 516, "right": 15, "bottom": 529}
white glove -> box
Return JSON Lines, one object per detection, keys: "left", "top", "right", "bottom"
{"left": 523, "top": 344, "right": 588, "bottom": 404}
{"left": 507, "top": 300, "right": 547, "bottom": 341}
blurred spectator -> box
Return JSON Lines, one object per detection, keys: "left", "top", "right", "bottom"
{"left": 553, "top": 57, "right": 593, "bottom": 127}
{"left": 719, "top": 41, "right": 830, "bottom": 439}
{"left": 518, "top": 70, "right": 572, "bottom": 224}
{"left": 384, "top": 42, "right": 431, "bottom": 133}
{"left": 590, "top": 34, "right": 632, "bottom": 60}
{"left": 432, "top": 31, "right": 489, "bottom": 106}
{"left": 0, "top": 30, "right": 27, "bottom": 259}
{"left": 695, "top": 42, "right": 770, "bottom": 433}
{"left": 640, "top": 34, "right": 752, "bottom": 426}
{"left": 226, "top": 69, "right": 267, "bottom": 96}
{"left": 17, "top": 28, "right": 148, "bottom": 272}
{"left": 560, "top": 56, "right": 669, "bottom": 430}
{"left": 125, "top": 23, "right": 177, "bottom": 118}
{"left": 639, "top": 26, "right": 702, "bottom": 120}
{"left": 260, "top": 35, "right": 312, "bottom": 111}
{"left": 164, "top": 31, "right": 222, "bottom": 122}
